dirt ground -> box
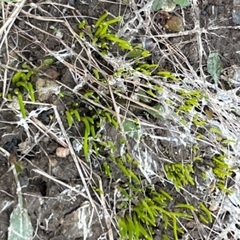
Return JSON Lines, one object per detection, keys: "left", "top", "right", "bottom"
{"left": 0, "top": 0, "right": 240, "bottom": 240}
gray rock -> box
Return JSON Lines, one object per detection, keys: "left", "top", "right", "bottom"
{"left": 232, "top": 10, "right": 240, "bottom": 24}
{"left": 233, "top": 0, "right": 240, "bottom": 24}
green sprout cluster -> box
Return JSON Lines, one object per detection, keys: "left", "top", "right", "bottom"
{"left": 212, "top": 154, "right": 233, "bottom": 194}
{"left": 11, "top": 64, "right": 36, "bottom": 118}
{"left": 164, "top": 163, "right": 195, "bottom": 191}
{"left": 78, "top": 11, "right": 132, "bottom": 53}
{"left": 11, "top": 59, "right": 53, "bottom": 118}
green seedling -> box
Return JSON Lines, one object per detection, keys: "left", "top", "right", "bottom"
{"left": 65, "top": 107, "right": 100, "bottom": 160}
{"left": 15, "top": 81, "right": 35, "bottom": 102}
{"left": 14, "top": 89, "right": 27, "bottom": 119}
{"left": 66, "top": 110, "right": 74, "bottom": 127}
{"left": 92, "top": 186, "right": 104, "bottom": 195}
{"left": 104, "top": 111, "right": 119, "bottom": 128}
{"left": 11, "top": 59, "right": 54, "bottom": 118}
{"left": 78, "top": 12, "right": 133, "bottom": 52}
{"left": 178, "top": 89, "right": 203, "bottom": 98}
{"left": 175, "top": 203, "right": 197, "bottom": 212}
{"left": 103, "top": 34, "right": 133, "bottom": 51}
{"left": 81, "top": 117, "right": 91, "bottom": 160}
{"left": 78, "top": 20, "right": 87, "bottom": 29}
{"left": 93, "top": 69, "right": 100, "bottom": 79}
{"left": 84, "top": 91, "right": 100, "bottom": 102}
{"left": 65, "top": 109, "right": 81, "bottom": 127}
{"left": 217, "top": 180, "right": 233, "bottom": 194}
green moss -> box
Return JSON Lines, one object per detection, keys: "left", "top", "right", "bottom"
{"left": 164, "top": 163, "right": 195, "bottom": 191}
{"left": 59, "top": 12, "right": 235, "bottom": 240}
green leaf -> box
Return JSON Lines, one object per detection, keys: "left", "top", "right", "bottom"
{"left": 95, "top": 12, "right": 108, "bottom": 27}
{"left": 163, "top": 234, "right": 171, "bottom": 240}
{"left": 12, "top": 71, "right": 24, "bottom": 84}
{"left": 122, "top": 119, "right": 140, "bottom": 139}
{"left": 175, "top": 203, "right": 197, "bottom": 211}
{"left": 14, "top": 161, "right": 23, "bottom": 174}
{"left": 173, "top": 0, "right": 190, "bottom": 7}
{"left": 145, "top": 105, "right": 164, "bottom": 119}
{"left": 43, "top": 58, "right": 54, "bottom": 66}
{"left": 172, "top": 215, "right": 178, "bottom": 240}
{"left": 27, "top": 83, "right": 35, "bottom": 102}
{"left": 159, "top": 189, "right": 173, "bottom": 200}
{"left": 125, "top": 217, "right": 135, "bottom": 240}
{"left": 8, "top": 204, "right": 33, "bottom": 240}
{"left": 22, "top": 62, "right": 31, "bottom": 69}
{"left": 210, "top": 127, "right": 222, "bottom": 135}
{"left": 199, "top": 202, "right": 213, "bottom": 223}
{"left": 15, "top": 89, "right": 27, "bottom": 119}
{"left": 141, "top": 199, "right": 156, "bottom": 225}
{"left": 83, "top": 130, "right": 89, "bottom": 160}
{"left": 104, "top": 16, "right": 122, "bottom": 26}
{"left": 128, "top": 169, "right": 141, "bottom": 184}
{"left": 157, "top": 71, "right": 180, "bottom": 81}
{"left": 152, "top": 0, "right": 176, "bottom": 12}
{"left": 104, "top": 34, "right": 133, "bottom": 51}
{"left": 66, "top": 110, "right": 73, "bottom": 127}
{"left": 103, "top": 162, "right": 112, "bottom": 178}
{"left": 127, "top": 47, "right": 150, "bottom": 59}
{"left": 118, "top": 217, "right": 128, "bottom": 239}
{"left": 134, "top": 217, "right": 152, "bottom": 240}
{"left": 78, "top": 20, "right": 87, "bottom": 29}
{"left": 207, "top": 52, "right": 222, "bottom": 85}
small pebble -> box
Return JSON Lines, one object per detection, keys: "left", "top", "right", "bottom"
{"left": 56, "top": 147, "right": 70, "bottom": 158}
{"left": 165, "top": 16, "right": 183, "bottom": 32}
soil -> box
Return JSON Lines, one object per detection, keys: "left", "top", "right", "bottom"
{"left": 0, "top": 0, "right": 240, "bottom": 240}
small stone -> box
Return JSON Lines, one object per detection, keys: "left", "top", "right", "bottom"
{"left": 56, "top": 147, "right": 70, "bottom": 158}
{"left": 209, "top": 200, "right": 219, "bottom": 212}
{"left": 35, "top": 77, "right": 61, "bottom": 101}
{"left": 165, "top": 16, "right": 183, "bottom": 32}
{"left": 233, "top": 0, "right": 240, "bottom": 24}
{"left": 46, "top": 69, "right": 59, "bottom": 80}
{"left": 232, "top": 10, "right": 240, "bottom": 25}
